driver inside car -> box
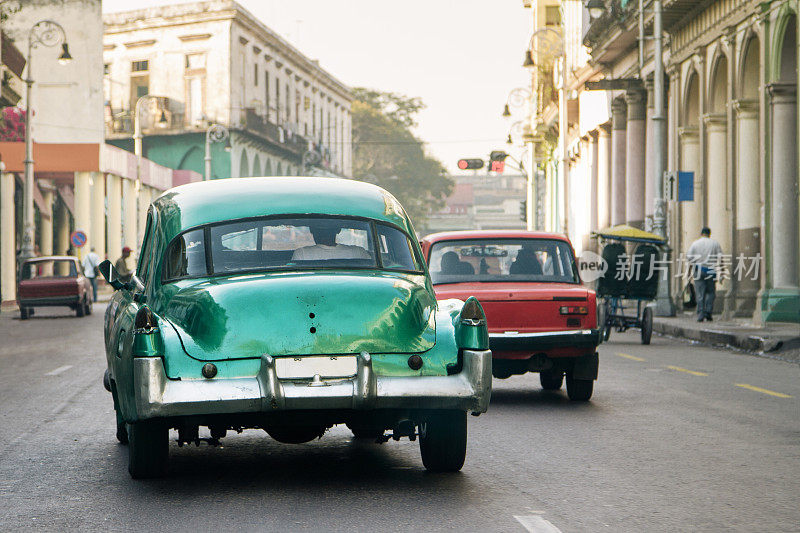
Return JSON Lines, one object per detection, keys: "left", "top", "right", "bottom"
{"left": 291, "top": 221, "right": 371, "bottom": 261}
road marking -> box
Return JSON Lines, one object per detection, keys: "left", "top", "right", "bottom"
{"left": 515, "top": 516, "right": 563, "bottom": 533}
{"left": 666, "top": 365, "right": 708, "bottom": 377}
{"left": 735, "top": 383, "right": 793, "bottom": 398}
{"left": 616, "top": 352, "right": 646, "bottom": 362}
{"left": 45, "top": 365, "right": 72, "bottom": 376}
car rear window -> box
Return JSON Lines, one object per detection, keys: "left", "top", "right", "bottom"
{"left": 163, "top": 216, "right": 422, "bottom": 281}
{"left": 428, "top": 238, "right": 579, "bottom": 285}
{"left": 21, "top": 259, "right": 78, "bottom": 279}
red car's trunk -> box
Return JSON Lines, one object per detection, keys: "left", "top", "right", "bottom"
{"left": 434, "top": 282, "right": 592, "bottom": 333}
{"left": 18, "top": 278, "right": 80, "bottom": 299}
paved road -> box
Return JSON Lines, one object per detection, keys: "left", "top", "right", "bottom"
{"left": 1, "top": 304, "right": 798, "bottom": 532}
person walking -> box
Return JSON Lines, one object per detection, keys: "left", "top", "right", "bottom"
{"left": 115, "top": 246, "right": 133, "bottom": 283}
{"left": 82, "top": 247, "right": 101, "bottom": 302}
{"left": 687, "top": 227, "right": 723, "bottom": 322}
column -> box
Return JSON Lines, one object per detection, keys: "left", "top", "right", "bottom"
{"left": 589, "top": 133, "right": 600, "bottom": 235}
{"left": 90, "top": 172, "right": 105, "bottom": 259}
{"left": 597, "top": 127, "right": 612, "bottom": 230}
{"left": 1, "top": 170, "right": 15, "bottom": 303}
{"left": 645, "top": 80, "right": 656, "bottom": 226}
{"left": 38, "top": 187, "right": 54, "bottom": 256}
{"left": 733, "top": 100, "right": 760, "bottom": 315}
{"left": 611, "top": 97, "right": 627, "bottom": 226}
{"left": 122, "top": 178, "right": 137, "bottom": 251}
{"left": 703, "top": 114, "right": 731, "bottom": 253}
{"left": 625, "top": 89, "right": 647, "bottom": 229}
{"left": 137, "top": 184, "right": 150, "bottom": 244}
{"left": 679, "top": 127, "right": 701, "bottom": 252}
{"left": 107, "top": 173, "right": 122, "bottom": 263}
{"left": 768, "top": 83, "right": 799, "bottom": 292}
{"left": 73, "top": 172, "right": 92, "bottom": 258}
{"left": 56, "top": 200, "right": 70, "bottom": 257}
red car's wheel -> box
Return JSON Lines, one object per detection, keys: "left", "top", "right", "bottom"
{"left": 20, "top": 307, "right": 31, "bottom": 320}
{"left": 540, "top": 370, "right": 564, "bottom": 390}
{"left": 566, "top": 374, "right": 594, "bottom": 401}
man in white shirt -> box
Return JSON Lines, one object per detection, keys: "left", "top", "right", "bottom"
{"left": 687, "top": 227, "right": 723, "bottom": 322}
{"left": 82, "top": 247, "right": 101, "bottom": 302}
{"left": 292, "top": 224, "right": 371, "bottom": 262}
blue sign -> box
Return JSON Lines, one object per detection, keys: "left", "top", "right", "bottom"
{"left": 678, "top": 171, "right": 694, "bottom": 202}
{"left": 70, "top": 230, "right": 87, "bottom": 248}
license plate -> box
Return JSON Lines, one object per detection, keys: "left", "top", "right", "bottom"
{"left": 275, "top": 355, "right": 357, "bottom": 379}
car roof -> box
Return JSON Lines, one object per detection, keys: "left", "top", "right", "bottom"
{"left": 152, "top": 177, "right": 414, "bottom": 240}
{"left": 24, "top": 255, "right": 78, "bottom": 262}
{"left": 422, "top": 230, "right": 571, "bottom": 243}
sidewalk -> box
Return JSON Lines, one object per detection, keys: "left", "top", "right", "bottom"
{"left": 653, "top": 313, "right": 800, "bottom": 362}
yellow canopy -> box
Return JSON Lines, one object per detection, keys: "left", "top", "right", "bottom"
{"left": 592, "top": 224, "right": 667, "bottom": 244}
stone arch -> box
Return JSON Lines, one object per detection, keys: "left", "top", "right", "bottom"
{"left": 738, "top": 34, "right": 760, "bottom": 99}
{"left": 682, "top": 70, "right": 701, "bottom": 126}
{"left": 708, "top": 52, "right": 729, "bottom": 114}
{"left": 276, "top": 162, "right": 283, "bottom": 176}
{"left": 771, "top": 7, "right": 798, "bottom": 83}
{"left": 238, "top": 149, "right": 249, "bottom": 178}
{"left": 264, "top": 158, "right": 273, "bottom": 176}
{"left": 252, "top": 154, "right": 262, "bottom": 177}
{"left": 177, "top": 145, "right": 203, "bottom": 173}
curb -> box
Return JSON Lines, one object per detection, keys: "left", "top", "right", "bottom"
{"left": 652, "top": 318, "right": 799, "bottom": 355}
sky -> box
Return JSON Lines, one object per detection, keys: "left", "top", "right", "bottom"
{"left": 102, "top": 0, "right": 532, "bottom": 173}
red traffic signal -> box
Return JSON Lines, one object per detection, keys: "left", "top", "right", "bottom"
{"left": 458, "top": 158, "right": 484, "bottom": 170}
{"left": 490, "top": 160, "right": 505, "bottom": 173}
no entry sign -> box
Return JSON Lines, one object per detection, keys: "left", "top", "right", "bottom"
{"left": 70, "top": 230, "right": 87, "bottom": 248}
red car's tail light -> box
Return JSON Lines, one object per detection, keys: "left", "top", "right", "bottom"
{"left": 560, "top": 306, "right": 588, "bottom": 315}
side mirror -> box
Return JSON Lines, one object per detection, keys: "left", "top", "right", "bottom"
{"left": 98, "top": 259, "right": 124, "bottom": 290}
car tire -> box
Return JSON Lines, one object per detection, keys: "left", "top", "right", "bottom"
{"left": 85, "top": 298, "right": 93, "bottom": 316}
{"left": 76, "top": 298, "right": 86, "bottom": 317}
{"left": 346, "top": 422, "right": 383, "bottom": 440}
{"left": 419, "top": 410, "right": 467, "bottom": 472}
{"left": 641, "top": 306, "right": 653, "bottom": 345}
{"left": 127, "top": 420, "right": 168, "bottom": 479}
{"left": 566, "top": 374, "right": 594, "bottom": 401}
{"left": 116, "top": 410, "right": 129, "bottom": 445}
{"left": 20, "top": 307, "right": 30, "bottom": 320}
{"left": 539, "top": 370, "right": 564, "bottom": 390}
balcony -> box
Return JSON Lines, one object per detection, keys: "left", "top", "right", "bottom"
{"left": 104, "top": 97, "right": 186, "bottom": 138}
{"left": 241, "top": 108, "right": 309, "bottom": 157}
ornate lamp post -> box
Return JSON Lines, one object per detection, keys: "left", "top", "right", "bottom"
{"left": 132, "top": 94, "right": 167, "bottom": 243}
{"left": 204, "top": 124, "right": 231, "bottom": 181}
{"left": 19, "top": 20, "right": 72, "bottom": 272}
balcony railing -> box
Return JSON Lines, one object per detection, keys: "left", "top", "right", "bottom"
{"left": 241, "top": 108, "right": 308, "bottom": 156}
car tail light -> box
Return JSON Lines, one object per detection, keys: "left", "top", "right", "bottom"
{"left": 134, "top": 306, "right": 158, "bottom": 333}
{"left": 460, "top": 296, "right": 486, "bottom": 326}
{"left": 560, "top": 306, "right": 588, "bottom": 315}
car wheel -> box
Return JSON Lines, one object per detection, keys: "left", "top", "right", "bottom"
{"left": 85, "top": 298, "right": 93, "bottom": 316}
{"left": 641, "top": 307, "right": 653, "bottom": 345}
{"left": 419, "top": 410, "right": 467, "bottom": 472}
{"left": 566, "top": 374, "right": 594, "bottom": 401}
{"left": 539, "top": 370, "right": 564, "bottom": 390}
{"left": 20, "top": 307, "right": 30, "bottom": 320}
{"left": 346, "top": 422, "right": 384, "bottom": 440}
{"left": 127, "top": 420, "right": 168, "bottom": 479}
{"left": 116, "top": 410, "right": 129, "bottom": 445}
{"left": 76, "top": 298, "right": 86, "bottom": 317}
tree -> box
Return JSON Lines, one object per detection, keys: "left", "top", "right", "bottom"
{"left": 351, "top": 88, "right": 452, "bottom": 230}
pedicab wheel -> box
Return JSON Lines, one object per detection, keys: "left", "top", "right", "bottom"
{"left": 641, "top": 306, "right": 653, "bottom": 345}
{"left": 602, "top": 300, "right": 612, "bottom": 341}
{"left": 419, "top": 410, "right": 467, "bottom": 472}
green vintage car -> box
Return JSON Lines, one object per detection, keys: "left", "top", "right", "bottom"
{"left": 99, "top": 177, "right": 491, "bottom": 478}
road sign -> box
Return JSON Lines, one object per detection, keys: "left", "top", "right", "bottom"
{"left": 70, "top": 230, "right": 87, "bottom": 248}
{"left": 677, "top": 171, "right": 694, "bottom": 202}
{"left": 664, "top": 172, "right": 677, "bottom": 201}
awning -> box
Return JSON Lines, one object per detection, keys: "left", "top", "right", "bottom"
{"left": 592, "top": 224, "right": 667, "bottom": 244}
{"left": 13, "top": 173, "right": 52, "bottom": 218}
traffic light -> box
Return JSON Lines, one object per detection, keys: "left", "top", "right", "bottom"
{"left": 457, "top": 158, "right": 484, "bottom": 170}
{"left": 520, "top": 199, "right": 527, "bottom": 221}
{"left": 489, "top": 151, "right": 508, "bottom": 173}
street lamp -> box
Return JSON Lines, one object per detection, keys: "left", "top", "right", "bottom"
{"left": 132, "top": 94, "right": 167, "bottom": 243}
{"left": 204, "top": 123, "right": 231, "bottom": 181}
{"left": 19, "top": 20, "right": 72, "bottom": 273}
{"left": 586, "top": 0, "right": 606, "bottom": 20}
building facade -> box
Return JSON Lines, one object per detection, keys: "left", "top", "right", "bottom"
{"left": 528, "top": 0, "right": 799, "bottom": 324}
{"left": 103, "top": 1, "right": 353, "bottom": 180}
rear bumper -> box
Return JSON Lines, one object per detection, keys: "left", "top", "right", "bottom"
{"left": 18, "top": 296, "right": 80, "bottom": 307}
{"left": 489, "top": 329, "right": 600, "bottom": 352}
{"left": 132, "top": 350, "right": 492, "bottom": 420}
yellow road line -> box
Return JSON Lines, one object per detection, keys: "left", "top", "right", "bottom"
{"left": 666, "top": 365, "right": 708, "bottom": 377}
{"left": 616, "top": 353, "right": 646, "bottom": 362}
{"left": 735, "top": 383, "right": 793, "bottom": 398}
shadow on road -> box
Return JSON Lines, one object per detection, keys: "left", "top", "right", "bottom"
{"left": 489, "top": 387, "right": 603, "bottom": 412}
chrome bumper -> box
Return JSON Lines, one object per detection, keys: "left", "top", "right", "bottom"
{"left": 489, "top": 329, "right": 600, "bottom": 352}
{"left": 133, "top": 350, "right": 492, "bottom": 420}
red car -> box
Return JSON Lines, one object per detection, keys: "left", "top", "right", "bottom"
{"left": 17, "top": 256, "right": 93, "bottom": 319}
{"left": 421, "top": 231, "right": 599, "bottom": 401}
